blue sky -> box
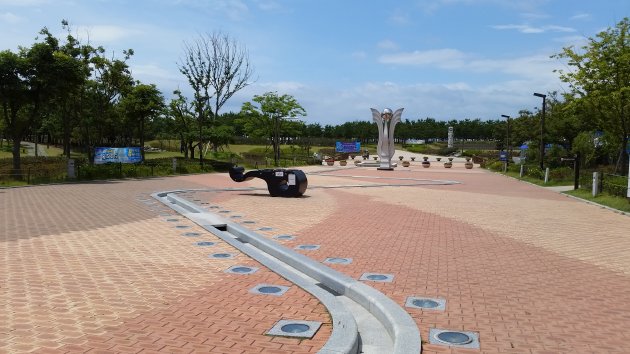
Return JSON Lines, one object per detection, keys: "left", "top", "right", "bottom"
{"left": 1, "top": 0, "right": 629, "bottom": 125}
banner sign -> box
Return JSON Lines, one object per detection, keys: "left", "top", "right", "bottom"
{"left": 94, "top": 147, "right": 143, "bottom": 164}
{"left": 335, "top": 141, "right": 361, "bottom": 153}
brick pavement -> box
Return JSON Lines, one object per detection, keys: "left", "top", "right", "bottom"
{"left": 217, "top": 164, "right": 630, "bottom": 353}
{"left": 2, "top": 164, "right": 630, "bottom": 353}
{"left": 1, "top": 177, "right": 330, "bottom": 354}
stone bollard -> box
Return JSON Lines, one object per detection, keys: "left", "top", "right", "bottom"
{"left": 544, "top": 167, "right": 550, "bottom": 184}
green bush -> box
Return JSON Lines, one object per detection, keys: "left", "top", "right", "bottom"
{"left": 525, "top": 166, "right": 544, "bottom": 179}
{"left": 549, "top": 167, "right": 573, "bottom": 180}
{"left": 602, "top": 174, "right": 629, "bottom": 198}
{"left": 486, "top": 160, "right": 504, "bottom": 171}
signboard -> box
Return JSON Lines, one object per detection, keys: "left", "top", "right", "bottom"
{"left": 94, "top": 147, "right": 143, "bottom": 164}
{"left": 499, "top": 151, "right": 507, "bottom": 162}
{"left": 335, "top": 141, "right": 361, "bottom": 153}
{"left": 626, "top": 138, "right": 630, "bottom": 154}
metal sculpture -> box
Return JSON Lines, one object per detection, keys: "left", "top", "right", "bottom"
{"left": 229, "top": 166, "right": 308, "bottom": 197}
{"left": 370, "top": 107, "right": 404, "bottom": 170}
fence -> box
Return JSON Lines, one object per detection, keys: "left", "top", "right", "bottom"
{"left": 0, "top": 157, "right": 234, "bottom": 186}
{"left": 579, "top": 171, "right": 629, "bottom": 198}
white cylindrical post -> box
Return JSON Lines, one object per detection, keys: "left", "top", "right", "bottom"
{"left": 544, "top": 167, "right": 550, "bottom": 184}
{"left": 172, "top": 158, "right": 177, "bottom": 173}
{"left": 67, "top": 159, "right": 76, "bottom": 179}
{"left": 592, "top": 172, "right": 599, "bottom": 197}
{"left": 519, "top": 164, "right": 524, "bottom": 178}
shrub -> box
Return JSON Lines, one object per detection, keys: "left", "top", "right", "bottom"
{"left": 525, "top": 166, "right": 544, "bottom": 180}
{"left": 549, "top": 167, "right": 573, "bottom": 180}
{"left": 486, "top": 160, "right": 504, "bottom": 171}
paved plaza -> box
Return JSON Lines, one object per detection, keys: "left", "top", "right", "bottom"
{"left": 2, "top": 160, "right": 630, "bottom": 353}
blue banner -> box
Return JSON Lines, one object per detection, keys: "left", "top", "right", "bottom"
{"left": 94, "top": 147, "right": 143, "bottom": 164}
{"left": 335, "top": 141, "right": 361, "bottom": 153}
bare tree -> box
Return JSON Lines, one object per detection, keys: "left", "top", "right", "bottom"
{"left": 178, "top": 32, "right": 254, "bottom": 165}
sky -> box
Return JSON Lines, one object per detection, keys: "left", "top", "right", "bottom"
{"left": 1, "top": 0, "right": 629, "bottom": 125}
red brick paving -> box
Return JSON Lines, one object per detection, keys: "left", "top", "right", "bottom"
{"left": 2, "top": 165, "right": 630, "bottom": 353}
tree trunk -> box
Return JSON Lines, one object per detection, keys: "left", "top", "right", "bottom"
{"left": 63, "top": 121, "right": 71, "bottom": 158}
{"left": 140, "top": 119, "right": 145, "bottom": 161}
{"left": 11, "top": 135, "right": 22, "bottom": 179}
{"left": 188, "top": 142, "right": 195, "bottom": 159}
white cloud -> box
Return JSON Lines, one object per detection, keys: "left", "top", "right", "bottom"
{"left": 172, "top": 0, "right": 249, "bottom": 20}
{"left": 0, "top": 12, "right": 21, "bottom": 23}
{"left": 352, "top": 51, "right": 367, "bottom": 60}
{"left": 377, "top": 40, "right": 399, "bottom": 51}
{"left": 379, "top": 49, "right": 467, "bottom": 69}
{"left": 379, "top": 48, "right": 562, "bottom": 83}
{"left": 491, "top": 24, "right": 576, "bottom": 34}
{"left": 253, "top": 0, "right": 281, "bottom": 11}
{"left": 467, "top": 55, "right": 561, "bottom": 80}
{"left": 0, "top": 0, "right": 49, "bottom": 5}
{"left": 184, "top": 70, "right": 567, "bottom": 125}
{"left": 389, "top": 13, "right": 409, "bottom": 25}
{"left": 420, "top": 0, "right": 548, "bottom": 15}
{"left": 289, "top": 78, "right": 564, "bottom": 123}
{"left": 74, "top": 25, "right": 144, "bottom": 43}
{"left": 520, "top": 12, "right": 550, "bottom": 21}
{"left": 552, "top": 35, "right": 588, "bottom": 46}
{"left": 254, "top": 81, "right": 306, "bottom": 92}
{"left": 570, "top": 13, "right": 591, "bottom": 21}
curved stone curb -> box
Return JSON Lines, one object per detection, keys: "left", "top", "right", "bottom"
{"left": 153, "top": 191, "right": 360, "bottom": 354}
{"left": 152, "top": 190, "right": 422, "bottom": 354}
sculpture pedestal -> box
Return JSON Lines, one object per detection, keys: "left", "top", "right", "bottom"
{"left": 357, "top": 161, "right": 397, "bottom": 168}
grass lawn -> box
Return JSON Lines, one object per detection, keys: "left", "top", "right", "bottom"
{"left": 564, "top": 189, "right": 630, "bottom": 213}
{"left": 503, "top": 170, "right": 575, "bottom": 187}
{"left": 0, "top": 140, "right": 18, "bottom": 158}
{"left": 144, "top": 150, "right": 186, "bottom": 159}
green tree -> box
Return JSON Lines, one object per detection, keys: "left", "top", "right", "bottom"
{"left": 240, "top": 92, "right": 306, "bottom": 166}
{"left": 167, "top": 90, "right": 198, "bottom": 159}
{"left": 572, "top": 131, "right": 597, "bottom": 167}
{"left": 0, "top": 49, "right": 29, "bottom": 176}
{"left": 178, "top": 32, "right": 254, "bottom": 166}
{"left": 37, "top": 21, "right": 90, "bottom": 158}
{"left": 83, "top": 47, "right": 134, "bottom": 158}
{"left": 122, "top": 83, "right": 164, "bottom": 159}
{"left": 553, "top": 17, "right": 630, "bottom": 173}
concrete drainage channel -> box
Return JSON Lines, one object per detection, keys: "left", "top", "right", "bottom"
{"left": 152, "top": 190, "right": 421, "bottom": 354}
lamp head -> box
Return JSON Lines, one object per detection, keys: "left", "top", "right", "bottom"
{"left": 533, "top": 92, "right": 546, "bottom": 98}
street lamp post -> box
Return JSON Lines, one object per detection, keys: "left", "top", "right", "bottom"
{"left": 533, "top": 93, "right": 546, "bottom": 170}
{"left": 501, "top": 114, "right": 510, "bottom": 166}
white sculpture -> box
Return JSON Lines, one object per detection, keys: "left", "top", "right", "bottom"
{"left": 370, "top": 107, "right": 404, "bottom": 170}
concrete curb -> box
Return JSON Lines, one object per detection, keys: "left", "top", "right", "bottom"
{"left": 153, "top": 190, "right": 421, "bottom": 354}
{"left": 488, "top": 169, "right": 629, "bottom": 217}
